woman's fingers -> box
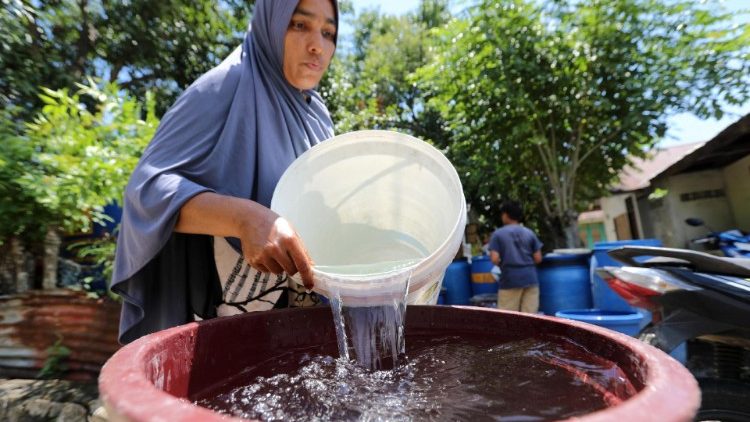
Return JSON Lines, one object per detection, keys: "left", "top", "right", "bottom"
{"left": 238, "top": 214, "right": 314, "bottom": 289}
{"left": 287, "top": 237, "right": 314, "bottom": 289}
{"left": 271, "top": 242, "right": 297, "bottom": 276}
{"left": 262, "top": 254, "right": 285, "bottom": 274}
{"left": 269, "top": 218, "right": 314, "bottom": 289}
{"left": 257, "top": 252, "right": 313, "bottom": 291}
{"left": 253, "top": 262, "right": 270, "bottom": 274}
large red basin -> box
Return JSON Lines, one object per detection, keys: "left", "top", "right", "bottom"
{"left": 99, "top": 306, "right": 699, "bottom": 421}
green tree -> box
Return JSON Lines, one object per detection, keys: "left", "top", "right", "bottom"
{"left": 18, "top": 80, "right": 158, "bottom": 237}
{"left": 321, "top": 0, "right": 451, "bottom": 143}
{"left": 1, "top": 0, "right": 253, "bottom": 119}
{"left": 0, "top": 80, "right": 157, "bottom": 288}
{"left": 418, "top": 0, "right": 750, "bottom": 247}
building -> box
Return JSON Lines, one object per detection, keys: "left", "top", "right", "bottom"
{"left": 596, "top": 113, "right": 750, "bottom": 248}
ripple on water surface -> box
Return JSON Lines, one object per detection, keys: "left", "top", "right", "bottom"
{"left": 194, "top": 334, "right": 636, "bottom": 421}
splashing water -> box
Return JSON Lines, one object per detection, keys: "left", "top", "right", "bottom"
{"left": 326, "top": 267, "right": 411, "bottom": 371}
{"left": 195, "top": 335, "right": 636, "bottom": 421}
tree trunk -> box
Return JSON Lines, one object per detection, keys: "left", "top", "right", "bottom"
{"left": 561, "top": 208, "right": 581, "bottom": 249}
{"left": 542, "top": 210, "right": 581, "bottom": 250}
{"left": 541, "top": 216, "right": 567, "bottom": 251}
{"left": 1, "top": 238, "right": 33, "bottom": 294}
{"left": 563, "top": 220, "right": 580, "bottom": 248}
{"left": 13, "top": 238, "right": 31, "bottom": 292}
{"left": 43, "top": 229, "right": 61, "bottom": 290}
{"left": 0, "top": 242, "right": 13, "bottom": 294}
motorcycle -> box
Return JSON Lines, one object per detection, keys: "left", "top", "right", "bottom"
{"left": 685, "top": 217, "right": 750, "bottom": 258}
{"left": 596, "top": 246, "right": 750, "bottom": 422}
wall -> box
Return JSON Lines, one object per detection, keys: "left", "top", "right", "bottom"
{"left": 600, "top": 193, "right": 642, "bottom": 242}
{"left": 652, "top": 169, "right": 734, "bottom": 248}
{"left": 636, "top": 196, "right": 655, "bottom": 238}
{"left": 578, "top": 222, "right": 607, "bottom": 247}
{"left": 723, "top": 154, "right": 750, "bottom": 231}
{"left": 647, "top": 187, "right": 673, "bottom": 246}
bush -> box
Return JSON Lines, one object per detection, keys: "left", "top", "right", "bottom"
{"left": 0, "top": 79, "right": 158, "bottom": 285}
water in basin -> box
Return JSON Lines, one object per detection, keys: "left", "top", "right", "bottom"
{"left": 195, "top": 334, "right": 636, "bottom": 421}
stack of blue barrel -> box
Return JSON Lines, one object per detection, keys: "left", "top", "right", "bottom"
{"left": 542, "top": 240, "right": 656, "bottom": 337}
{"left": 441, "top": 258, "right": 472, "bottom": 305}
{"left": 59, "top": 202, "right": 122, "bottom": 292}
{"left": 441, "top": 255, "right": 500, "bottom": 306}
{"left": 537, "top": 250, "right": 594, "bottom": 315}
{"left": 544, "top": 239, "right": 686, "bottom": 363}
{"left": 469, "top": 255, "right": 499, "bottom": 307}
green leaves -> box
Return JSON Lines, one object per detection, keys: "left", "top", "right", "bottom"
{"left": 1, "top": 0, "right": 253, "bottom": 119}
{"left": 321, "top": 0, "right": 452, "bottom": 140}
{"left": 0, "top": 81, "right": 157, "bottom": 243}
{"left": 413, "top": 0, "right": 749, "bottom": 246}
{"left": 325, "top": 0, "right": 750, "bottom": 246}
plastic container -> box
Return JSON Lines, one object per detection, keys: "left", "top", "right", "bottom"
{"left": 437, "top": 287, "right": 447, "bottom": 305}
{"left": 469, "top": 293, "right": 498, "bottom": 308}
{"left": 555, "top": 309, "right": 644, "bottom": 337}
{"left": 470, "top": 255, "right": 499, "bottom": 295}
{"left": 93, "top": 201, "right": 123, "bottom": 236}
{"left": 537, "top": 251, "right": 593, "bottom": 315}
{"left": 99, "top": 306, "right": 700, "bottom": 422}
{"left": 442, "top": 259, "right": 472, "bottom": 305}
{"left": 591, "top": 239, "right": 662, "bottom": 312}
{"left": 271, "top": 130, "right": 466, "bottom": 306}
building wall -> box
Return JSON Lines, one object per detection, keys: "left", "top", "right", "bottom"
{"left": 723, "top": 154, "right": 750, "bottom": 230}
{"left": 651, "top": 169, "right": 734, "bottom": 248}
{"left": 578, "top": 222, "right": 607, "bottom": 247}
{"left": 637, "top": 196, "right": 655, "bottom": 238}
{"left": 600, "top": 193, "right": 641, "bottom": 241}
{"left": 647, "top": 188, "right": 673, "bottom": 245}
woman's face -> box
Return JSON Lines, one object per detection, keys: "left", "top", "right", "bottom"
{"left": 283, "top": 0, "right": 337, "bottom": 91}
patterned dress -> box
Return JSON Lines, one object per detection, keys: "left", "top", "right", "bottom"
{"left": 212, "top": 237, "right": 321, "bottom": 317}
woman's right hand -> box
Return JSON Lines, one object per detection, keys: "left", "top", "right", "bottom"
{"left": 175, "top": 192, "right": 315, "bottom": 289}
{"left": 236, "top": 208, "right": 315, "bottom": 290}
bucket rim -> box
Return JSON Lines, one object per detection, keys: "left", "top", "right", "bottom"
{"left": 592, "top": 239, "right": 662, "bottom": 250}
{"left": 555, "top": 308, "right": 644, "bottom": 323}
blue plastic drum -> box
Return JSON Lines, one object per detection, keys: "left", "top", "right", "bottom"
{"left": 591, "top": 239, "right": 662, "bottom": 312}
{"left": 555, "top": 309, "right": 644, "bottom": 337}
{"left": 442, "top": 259, "right": 472, "bottom": 305}
{"left": 437, "top": 287, "right": 447, "bottom": 305}
{"left": 537, "top": 251, "right": 593, "bottom": 316}
{"left": 470, "top": 255, "right": 499, "bottom": 295}
{"left": 469, "top": 293, "right": 497, "bottom": 308}
{"left": 93, "top": 201, "right": 123, "bottom": 236}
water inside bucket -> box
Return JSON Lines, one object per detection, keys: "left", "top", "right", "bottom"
{"left": 271, "top": 130, "right": 466, "bottom": 307}
{"left": 194, "top": 334, "right": 636, "bottom": 421}
{"left": 316, "top": 258, "right": 422, "bottom": 277}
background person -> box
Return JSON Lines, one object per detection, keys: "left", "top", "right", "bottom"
{"left": 111, "top": 0, "right": 339, "bottom": 344}
{"left": 488, "top": 201, "right": 543, "bottom": 313}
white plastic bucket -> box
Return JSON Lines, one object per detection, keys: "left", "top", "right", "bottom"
{"left": 271, "top": 130, "right": 466, "bottom": 306}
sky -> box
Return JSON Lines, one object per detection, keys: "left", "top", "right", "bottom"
{"left": 344, "top": 0, "right": 750, "bottom": 147}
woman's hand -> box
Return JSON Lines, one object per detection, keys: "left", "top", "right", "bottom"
{"left": 175, "top": 192, "right": 315, "bottom": 289}
{"left": 236, "top": 210, "right": 315, "bottom": 289}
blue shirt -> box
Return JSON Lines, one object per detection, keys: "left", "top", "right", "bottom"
{"left": 489, "top": 224, "right": 543, "bottom": 289}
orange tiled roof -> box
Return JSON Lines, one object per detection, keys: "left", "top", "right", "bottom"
{"left": 613, "top": 142, "right": 705, "bottom": 192}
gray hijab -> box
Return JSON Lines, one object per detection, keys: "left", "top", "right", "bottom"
{"left": 111, "top": 0, "right": 338, "bottom": 343}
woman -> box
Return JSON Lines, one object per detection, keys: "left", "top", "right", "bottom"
{"left": 111, "top": 0, "right": 339, "bottom": 344}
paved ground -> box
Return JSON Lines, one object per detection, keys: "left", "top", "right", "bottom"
{"left": 0, "top": 378, "right": 106, "bottom": 422}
